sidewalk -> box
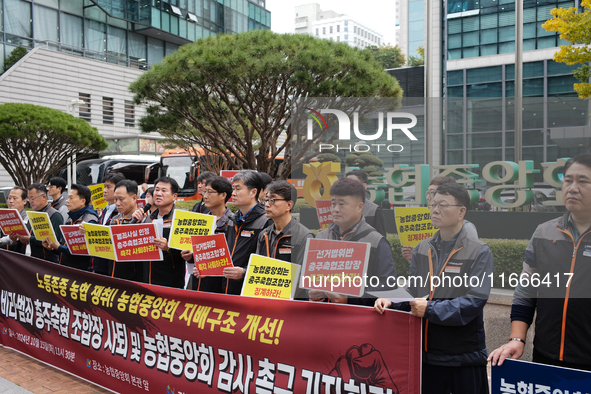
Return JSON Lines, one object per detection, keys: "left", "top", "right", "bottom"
{"left": 0, "top": 346, "right": 110, "bottom": 394}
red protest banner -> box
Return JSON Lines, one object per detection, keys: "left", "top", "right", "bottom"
{"left": 315, "top": 200, "right": 333, "bottom": 230}
{"left": 301, "top": 238, "right": 371, "bottom": 297}
{"left": 191, "top": 233, "right": 233, "bottom": 276}
{"left": 110, "top": 223, "right": 163, "bottom": 262}
{"left": 59, "top": 225, "right": 89, "bottom": 256}
{"left": 0, "top": 249, "right": 421, "bottom": 394}
{"left": 220, "top": 170, "right": 239, "bottom": 202}
{"left": 0, "top": 208, "right": 29, "bottom": 237}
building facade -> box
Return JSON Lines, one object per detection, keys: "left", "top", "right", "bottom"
{"left": 294, "top": 3, "right": 383, "bottom": 49}
{"left": 0, "top": 0, "right": 270, "bottom": 187}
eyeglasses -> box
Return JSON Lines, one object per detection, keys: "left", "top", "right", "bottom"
{"left": 262, "top": 198, "right": 288, "bottom": 206}
{"left": 202, "top": 190, "right": 219, "bottom": 195}
{"left": 425, "top": 190, "right": 437, "bottom": 197}
{"left": 428, "top": 203, "right": 462, "bottom": 211}
{"left": 28, "top": 194, "right": 45, "bottom": 202}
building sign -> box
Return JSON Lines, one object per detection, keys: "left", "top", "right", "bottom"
{"left": 303, "top": 158, "right": 568, "bottom": 209}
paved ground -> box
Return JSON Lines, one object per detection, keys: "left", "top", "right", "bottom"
{"left": 0, "top": 346, "right": 110, "bottom": 394}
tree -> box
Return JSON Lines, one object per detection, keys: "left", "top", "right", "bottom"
{"left": 0, "top": 103, "right": 108, "bottom": 186}
{"left": 2, "top": 47, "right": 28, "bottom": 74}
{"left": 130, "top": 30, "right": 402, "bottom": 179}
{"left": 365, "top": 44, "right": 406, "bottom": 69}
{"left": 407, "top": 46, "right": 425, "bottom": 67}
{"left": 345, "top": 152, "right": 384, "bottom": 177}
{"left": 543, "top": 0, "right": 591, "bottom": 98}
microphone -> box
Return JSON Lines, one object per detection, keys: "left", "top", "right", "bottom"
{"left": 129, "top": 203, "right": 151, "bottom": 224}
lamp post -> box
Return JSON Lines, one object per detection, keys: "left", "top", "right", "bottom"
{"left": 67, "top": 99, "right": 85, "bottom": 190}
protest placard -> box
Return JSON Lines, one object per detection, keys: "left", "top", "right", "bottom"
{"left": 27, "top": 211, "right": 58, "bottom": 243}
{"left": 168, "top": 210, "right": 215, "bottom": 250}
{"left": 83, "top": 223, "right": 115, "bottom": 260}
{"left": 59, "top": 225, "right": 89, "bottom": 255}
{"left": 220, "top": 170, "right": 239, "bottom": 202}
{"left": 88, "top": 184, "right": 107, "bottom": 210}
{"left": 110, "top": 223, "right": 162, "bottom": 262}
{"left": 315, "top": 200, "right": 333, "bottom": 230}
{"left": 191, "top": 233, "right": 232, "bottom": 276}
{"left": 242, "top": 254, "right": 301, "bottom": 300}
{"left": 301, "top": 238, "right": 370, "bottom": 297}
{"left": 394, "top": 207, "right": 434, "bottom": 247}
{"left": 0, "top": 208, "right": 29, "bottom": 237}
{"left": 136, "top": 199, "right": 146, "bottom": 210}
{"left": 491, "top": 359, "right": 591, "bottom": 394}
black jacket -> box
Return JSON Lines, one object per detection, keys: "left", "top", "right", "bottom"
{"left": 223, "top": 204, "right": 271, "bottom": 295}
{"left": 146, "top": 206, "right": 185, "bottom": 288}
{"left": 58, "top": 205, "right": 98, "bottom": 271}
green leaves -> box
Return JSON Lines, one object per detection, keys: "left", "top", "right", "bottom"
{"left": 130, "top": 30, "right": 402, "bottom": 178}
{"left": 0, "top": 103, "right": 107, "bottom": 185}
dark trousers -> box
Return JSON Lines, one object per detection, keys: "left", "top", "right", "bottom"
{"left": 421, "top": 363, "right": 488, "bottom": 394}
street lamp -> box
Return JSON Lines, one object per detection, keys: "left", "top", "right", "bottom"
{"left": 66, "top": 99, "right": 86, "bottom": 190}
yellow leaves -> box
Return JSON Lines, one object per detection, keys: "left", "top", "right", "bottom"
{"left": 574, "top": 83, "right": 591, "bottom": 98}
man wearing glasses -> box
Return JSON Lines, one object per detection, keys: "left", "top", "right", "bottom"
{"left": 12, "top": 184, "right": 64, "bottom": 263}
{"left": 374, "top": 182, "right": 493, "bottom": 394}
{"left": 402, "top": 176, "right": 478, "bottom": 260}
{"left": 181, "top": 175, "right": 234, "bottom": 293}
{"left": 1, "top": 186, "right": 29, "bottom": 254}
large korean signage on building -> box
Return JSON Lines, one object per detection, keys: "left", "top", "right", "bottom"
{"left": 302, "top": 158, "right": 567, "bottom": 209}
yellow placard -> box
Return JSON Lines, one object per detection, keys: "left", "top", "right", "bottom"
{"left": 89, "top": 184, "right": 107, "bottom": 210}
{"left": 394, "top": 207, "right": 436, "bottom": 247}
{"left": 241, "top": 254, "right": 300, "bottom": 300}
{"left": 26, "top": 211, "right": 58, "bottom": 243}
{"left": 168, "top": 209, "right": 215, "bottom": 250}
{"left": 83, "top": 223, "right": 116, "bottom": 260}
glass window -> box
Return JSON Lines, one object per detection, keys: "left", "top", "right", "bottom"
{"left": 537, "top": 22, "right": 555, "bottom": 38}
{"left": 166, "top": 43, "right": 179, "bottom": 56}
{"left": 505, "top": 131, "right": 514, "bottom": 147}
{"left": 125, "top": 101, "right": 135, "bottom": 127}
{"left": 467, "top": 98, "right": 503, "bottom": 131}
{"left": 446, "top": 150, "right": 464, "bottom": 165}
{"left": 148, "top": 37, "right": 164, "bottom": 65}
{"left": 538, "top": 36, "right": 557, "bottom": 49}
{"left": 523, "top": 78, "right": 543, "bottom": 97}
{"left": 524, "top": 61, "right": 543, "bottom": 78}
{"left": 79, "top": 93, "right": 91, "bottom": 122}
{"left": 162, "top": 11, "right": 170, "bottom": 31}
{"left": 467, "top": 148, "right": 502, "bottom": 168}
{"left": 152, "top": 7, "right": 161, "bottom": 28}
{"left": 61, "top": 0, "right": 83, "bottom": 15}
{"left": 523, "top": 22, "right": 536, "bottom": 39}
{"left": 60, "top": 13, "right": 83, "bottom": 48}
{"left": 119, "top": 138, "right": 139, "bottom": 153}
{"left": 35, "top": 0, "right": 58, "bottom": 8}
{"left": 523, "top": 130, "right": 544, "bottom": 146}
{"left": 447, "top": 86, "right": 464, "bottom": 97}
{"left": 128, "top": 31, "right": 146, "bottom": 60}
{"left": 180, "top": 19, "right": 188, "bottom": 38}
{"left": 103, "top": 97, "right": 114, "bottom": 125}
{"left": 448, "top": 48, "right": 462, "bottom": 60}
{"left": 467, "top": 66, "right": 502, "bottom": 84}
{"left": 86, "top": 21, "right": 106, "bottom": 53}
{"left": 548, "top": 60, "right": 579, "bottom": 76}
{"left": 171, "top": 15, "right": 179, "bottom": 35}
{"left": 467, "top": 132, "right": 503, "bottom": 149}
{"left": 480, "top": 28, "right": 498, "bottom": 45}
{"left": 498, "top": 26, "right": 514, "bottom": 42}
{"left": 5, "top": 0, "right": 31, "bottom": 37}
{"left": 463, "top": 46, "right": 479, "bottom": 58}
{"left": 448, "top": 19, "right": 462, "bottom": 34}
{"left": 447, "top": 134, "right": 464, "bottom": 149}
{"left": 463, "top": 32, "right": 479, "bottom": 47}
{"left": 447, "top": 70, "right": 464, "bottom": 86}
{"left": 498, "top": 10, "right": 515, "bottom": 26}
{"left": 448, "top": 33, "right": 462, "bottom": 49}
{"left": 34, "top": 5, "right": 58, "bottom": 42}
{"left": 498, "top": 41, "right": 515, "bottom": 54}
{"left": 480, "top": 44, "right": 497, "bottom": 56}
{"left": 548, "top": 97, "right": 588, "bottom": 127}
{"left": 462, "top": 16, "right": 479, "bottom": 32}
{"left": 523, "top": 39, "right": 536, "bottom": 51}
{"left": 548, "top": 75, "right": 579, "bottom": 96}
{"left": 107, "top": 25, "right": 127, "bottom": 56}
{"left": 480, "top": 13, "right": 497, "bottom": 29}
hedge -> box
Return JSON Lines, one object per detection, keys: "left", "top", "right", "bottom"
{"left": 386, "top": 235, "right": 528, "bottom": 288}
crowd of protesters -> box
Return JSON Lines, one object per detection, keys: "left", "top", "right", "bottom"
{"left": 3, "top": 153, "right": 591, "bottom": 393}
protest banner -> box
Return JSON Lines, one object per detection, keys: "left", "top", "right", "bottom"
{"left": 59, "top": 225, "right": 89, "bottom": 256}
{"left": 0, "top": 208, "right": 29, "bottom": 237}
{"left": 394, "top": 207, "right": 434, "bottom": 247}
{"left": 315, "top": 200, "right": 333, "bottom": 230}
{"left": 136, "top": 199, "right": 146, "bottom": 210}
{"left": 191, "top": 233, "right": 232, "bottom": 276}
{"left": 491, "top": 359, "right": 591, "bottom": 394}
{"left": 220, "top": 170, "right": 239, "bottom": 202}
{"left": 83, "top": 223, "right": 115, "bottom": 260}
{"left": 301, "top": 238, "right": 370, "bottom": 297}
{"left": 0, "top": 248, "right": 421, "bottom": 394}
{"left": 242, "top": 254, "right": 300, "bottom": 300}
{"left": 27, "top": 211, "right": 58, "bottom": 243}
{"left": 169, "top": 210, "right": 215, "bottom": 250}
{"left": 110, "top": 223, "right": 162, "bottom": 262}
{"left": 88, "top": 184, "right": 107, "bottom": 210}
